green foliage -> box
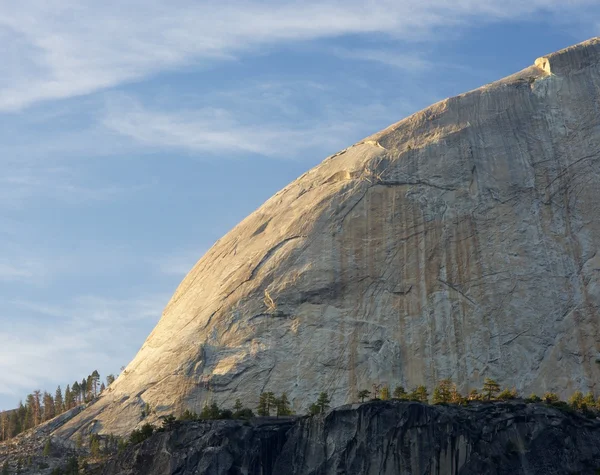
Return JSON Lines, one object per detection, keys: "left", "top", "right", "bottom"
{"left": 497, "top": 388, "right": 517, "bottom": 400}
{"left": 89, "top": 434, "right": 101, "bottom": 458}
{"left": 160, "top": 414, "right": 177, "bottom": 430}
{"left": 233, "top": 399, "right": 243, "bottom": 412}
{"left": 432, "top": 379, "right": 454, "bottom": 404}
{"left": 583, "top": 392, "right": 595, "bottom": 409}
{"left": 257, "top": 392, "right": 277, "bottom": 416}
{"left": 117, "top": 438, "right": 128, "bottom": 454}
{"left": 275, "top": 393, "right": 292, "bottom": 416}
{"left": 316, "top": 392, "right": 331, "bottom": 413}
{"left": 64, "top": 456, "right": 79, "bottom": 475}
{"left": 179, "top": 409, "right": 199, "bottom": 421}
{"left": 481, "top": 378, "right": 501, "bottom": 400}
{"left": 380, "top": 387, "right": 390, "bottom": 401}
{"left": 199, "top": 402, "right": 221, "bottom": 420}
{"left": 129, "top": 423, "right": 155, "bottom": 445}
{"left": 409, "top": 386, "right": 429, "bottom": 403}
{"left": 43, "top": 438, "right": 52, "bottom": 456}
{"left": 233, "top": 407, "right": 255, "bottom": 420}
{"left": 542, "top": 392, "right": 559, "bottom": 404}
{"left": 358, "top": 389, "right": 370, "bottom": 403}
{"left": 569, "top": 391, "right": 584, "bottom": 409}
{"left": 525, "top": 393, "right": 541, "bottom": 403}
{"left": 76, "top": 433, "right": 83, "bottom": 449}
{"left": 393, "top": 386, "right": 408, "bottom": 400}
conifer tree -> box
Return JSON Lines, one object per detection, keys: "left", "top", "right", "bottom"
{"left": 90, "top": 434, "right": 101, "bottom": 457}
{"left": 433, "top": 379, "right": 454, "bottom": 404}
{"left": 358, "top": 389, "right": 370, "bottom": 402}
{"left": 72, "top": 382, "right": 80, "bottom": 405}
{"left": 257, "top": 393, "right": 270, "bottom": 416}
{"left": 410, "top": 386, "right": 429, "bottom": 403}
{"left": 65, "top": 385, "right": 75, "bottom": 410}
{"left": 43, "top": 438, "right": 52, "bottom": 456}
{"left": 106, "top": 374, "right": 116, "bottom": 386}
{"left": 42, "top": 392, "right": 55, "bottom": 421}
{"left": 55, "top": 386, "right": 64, "bottom": 415}
{"left": 583, "top": 391, "right": 595, "bottom": 409}
{"left": 543, "top": 392, "right": 559, "bottom": 404}
{"left": 316, "top": 392, "right": 331, "bottom": 413}
{"left": 393, "top": 386, "right": 408, "bottom": 400}
{"left": 91, "top": 370, "right": 100, "bottom": 397}
{"left": 275, "top": 393, "right": 292, "bottom": 416}
{"left": 481, "top": 378, "right": 501, "bottom": 400}
{"left": 380, "top": 386, "right": 390, "bottom": 400}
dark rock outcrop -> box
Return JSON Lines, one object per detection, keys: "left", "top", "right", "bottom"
{"left": 102, "top": 401, "right": 600, "bottom": 475}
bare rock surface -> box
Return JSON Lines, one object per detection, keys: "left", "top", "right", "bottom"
{"left": 55, "top": 37, "right": 600, "bottom": 438}
{"left": 103, "top": 401, "right": 600, "bottom": 475}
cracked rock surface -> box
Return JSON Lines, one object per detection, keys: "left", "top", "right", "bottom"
{"left": 55, "top": 38, "right": 600, "bottom": 438}
{"left": 103, "top": 401, "right": 600, "bottom": 475}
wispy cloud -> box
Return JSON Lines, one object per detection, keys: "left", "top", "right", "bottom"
{"left": 0, "top": 0, "right": 595, "bottom": 111}
{"left": 0, "top": 293, "right": 167, "bottom": 408}
{"left": 150, "top": 249, "right": 206, "bottom": 277}
{"left": 102, "top": 96, "right": 351, "bottom": 157}
{"left": 331, "top": 48, "right": 434, "bottom": 71}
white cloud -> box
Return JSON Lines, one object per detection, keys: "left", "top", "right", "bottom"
{"left": 331, "top": 48, "right": 434, "bottom": 71}
{"left": 0, "top": 293, "right": 167, "bottom": 408}
{"left": 101, "top": 88, "right": 423, "bottom": 157}
{"left": 0, "top": 0, "right": 595, "bottom": 111}
{"left": 150, "top": 249, "right": 206, "bottom": 277}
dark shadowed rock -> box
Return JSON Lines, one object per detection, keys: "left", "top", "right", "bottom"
{"left": 102, "top": 402, "right": 600, "bottom": 475}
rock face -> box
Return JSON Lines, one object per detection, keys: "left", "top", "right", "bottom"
{"left": 103, "top": 401, "right": 600, "bottom": 475}
{"left": 58, "top": 38, "right": 600, "bottom": 438}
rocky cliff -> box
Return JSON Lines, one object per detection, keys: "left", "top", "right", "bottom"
{"left": 55, "top": 37, "right": 600, "bottom": 438}
{"left": 103, "top": 401, "right": 600, "bottom": 475}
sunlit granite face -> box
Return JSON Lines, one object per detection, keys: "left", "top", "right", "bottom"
{"left": 53, "top": 38, "right": 600, "bottom": 438}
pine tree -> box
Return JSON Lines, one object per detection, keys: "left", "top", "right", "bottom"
{"left": 358, "top": 389, "right": 370, "bottom": 403}
{"left": 393, "top": 386, "right": 408, "bottom": 400}
{"left": 0, "top": 411, "right": 8, "bottom": 441}
{"left": 55, "top": 386, "right": 64, "bottom": 415}
{"left": 410, "top": 386, "right": 429, "bottom": 403}
{"left": 43, "top": 392, "right": 55, "bottom": 421}
{"left": 481, "top": 378, "right": 501, "bottom": 400}
{"left": 43, "top": 438, "right": 52, "bottom": 456}
{"left": 569, "top": 391, "right": 584, "bottom": 409}
{"left": 275, "top": 393, "right": 292, "bottom": 416}
{"left": 380, "top": 386, "right": 390, "bottom": 400}
{"left": 25, "top": 394, "right": 35, "bottom": 429}
{"left": 316, "top": 392, "right": 331, "bottom": 413}
{"left": 257, "top": 392, "right": 270, "bottom": 416}
{"left": 432, "top": 379, "right": 454, "bottom": 404}
{"left": 100, "top": 382, "right": 106, "bottom": 393}
{"left": 32, "top": 390, "right": 42, "bottom": 426}
{"left": 72, "top": 382, "right": 80, "bottom": 405}
{"left": 234, "top": 399, "right": 243, "bottom": 412}
{"left": 65, "top": 385, "right": 75, "bottom": 410}
{"left": 106, "top": 374, "right": 116, "bottom": 386}
{"left": 583, "top": 391, "right": 595, "bottom": 409}
{"left": 90, "top": 434, "right": 101, "bottom": 458}
{"left": 91, "top": 370, "right": 100, "bottom": 397}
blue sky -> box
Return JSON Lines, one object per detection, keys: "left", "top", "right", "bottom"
{"left": 0, "top": 0, "right": 598, "bottom": 410}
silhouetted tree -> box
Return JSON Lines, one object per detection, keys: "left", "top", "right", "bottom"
{"left": 358, "top": 389, "right": 370, "bottom": 403}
